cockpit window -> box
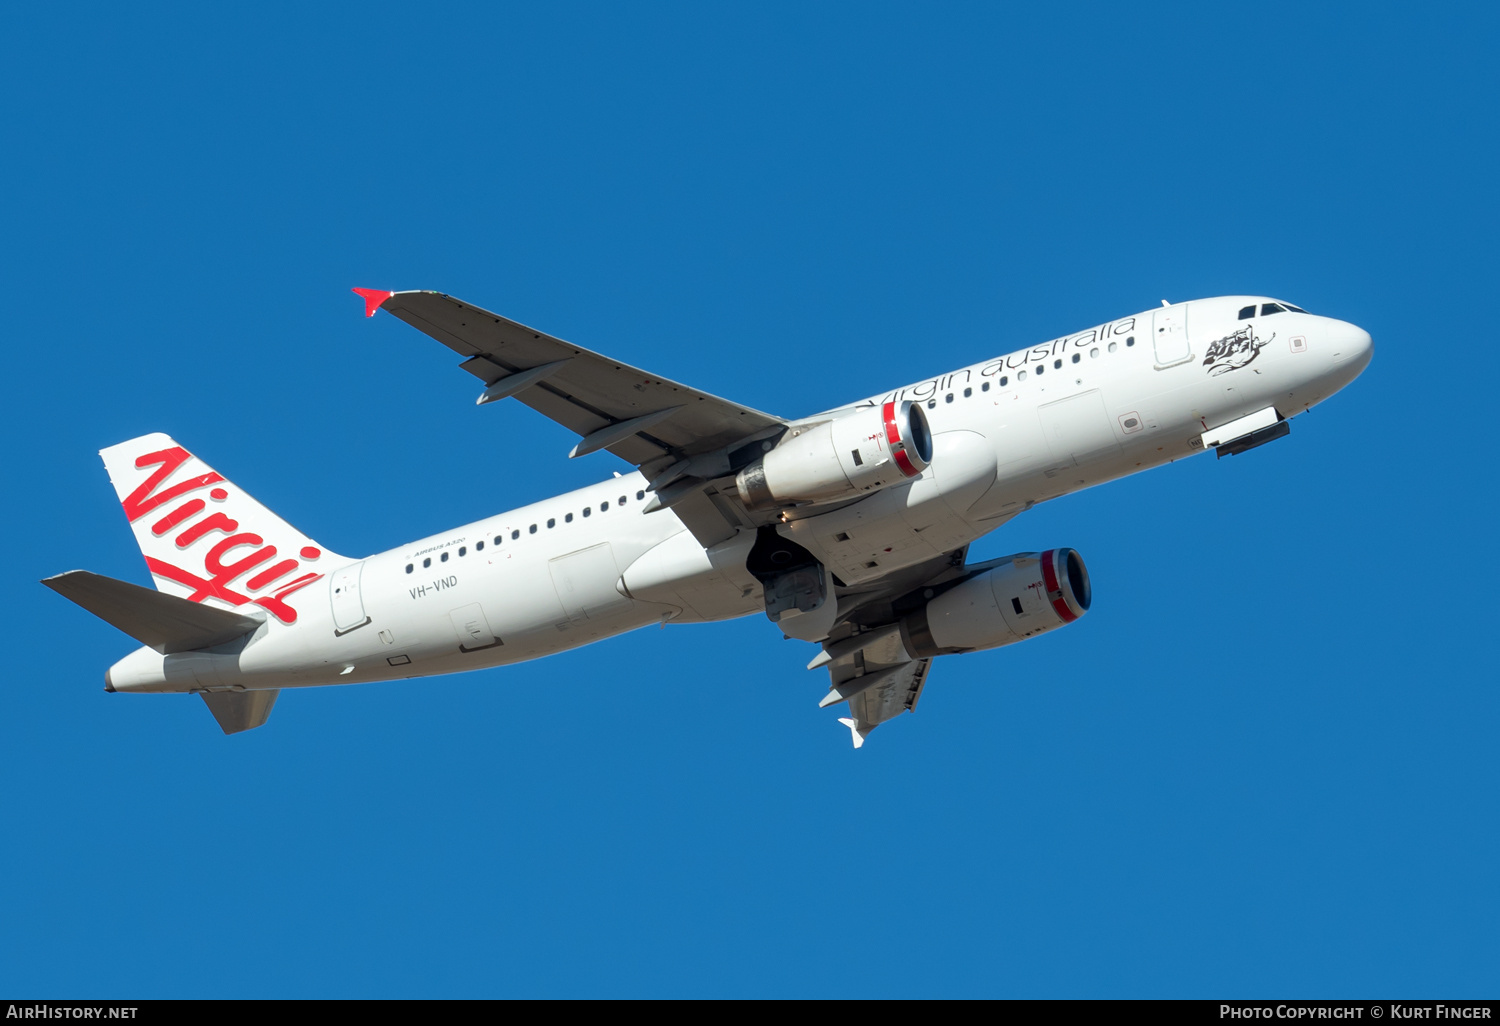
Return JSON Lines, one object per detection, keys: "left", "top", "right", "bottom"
{"left": 1238, "top": 305, "right": 1256, "bottom": 319}
{"left": 1283, "top": 303, "right": 1308, "bottom": 313}
{"left": 1261, "top": 303, "right": 1286, "bottom": 316}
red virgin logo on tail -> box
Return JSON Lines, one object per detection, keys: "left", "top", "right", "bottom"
{"left": 124, "top": 446, "right": 323, "bottom": 625}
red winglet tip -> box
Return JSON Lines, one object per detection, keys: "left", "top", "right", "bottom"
{"left": 351, "top": 287, "right": 393, "bottom": 318}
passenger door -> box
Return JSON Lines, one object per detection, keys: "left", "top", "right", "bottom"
{"left": 329, "top": 562, "right": 370, "bottom": 635}
{"left": 1152, "top": 306, "right": 1192, "bottom": 368}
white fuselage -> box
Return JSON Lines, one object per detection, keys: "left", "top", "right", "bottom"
{"left": 106, "top": 295, "right": 1373, "bottom": 694}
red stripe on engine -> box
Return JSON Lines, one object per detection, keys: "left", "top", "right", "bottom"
{"left": 883, "top": 401, "right": 920, "bottom": 477}
{"left": 1041, "top": 549, "right": 1078, "bottom": 623}
{"left": 882, "top": 401, "right": 901, "bottom": 445}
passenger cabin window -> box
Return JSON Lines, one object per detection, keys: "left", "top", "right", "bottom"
{"left": 601, "top": 501, "right": 609, "bottom": 511}
{"left": 512, "top": 529, "right": 520, "bottom": 540}
{"left": 1000, "top": 375, "right": 1008, "bottom": 386}
{"left": 405, "top": 563, "right": 413, "bottom": 574}
{"left": 495, "top": 536, "right": 503, "bottom": 545}
{"left": 529, "top": 524, "right": 537, "bottom": 534}
{"left": 1261, "top": 303, "right": 1285, "bottom": 316}
{"left": 945, "top": 393, "right": 953, "bottom": 403}
{"left": 440, "top": 552, "right": 448, "bottom": 562}
{"left": 547, "top": 518, "right": 556, "bottom": 528}
{"left": 1071, "top": 353, "right": 1080, "bottom": 363}
{"left": 981, "top": 381, "right": 990, "bottom": 391}
{"left": 1238, "top": 305, "right": 1256, "bottom": 319}
{"left": 476, "top": 540, "right": 484, "bottom": 551}
{"left": 618, "top": 495, "right": 626, "bottom": 506}
{"left": 423, "top": 557, "right": 431, "bottom": 568}
{"left": 458, "top": 546, "right": 466, "bottom": 557}
{"left": 564, "top": 512, "right": 573, "bottom": 523}
{"left": 963, "top": 387, "right": 972, "bottom": 397}
{"left": 1126, "top": 336, "right": 1135, "bottom": 346}
{"left": 1053, "top": 358, "right": 1062, "bottom": 369}
{"left": 583, "top": 507, "right": 592, "bottom": 517}
{"left": 636, "top": 491, "right": 645, "bottom": 501}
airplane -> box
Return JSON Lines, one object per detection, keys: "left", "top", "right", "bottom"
{"left": 43, "top": 290, "right": 1372, "bottom": 745}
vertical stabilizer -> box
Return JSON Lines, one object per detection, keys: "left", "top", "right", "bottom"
{"left": 98, "top": 433, "right": 343, "bottom": 628}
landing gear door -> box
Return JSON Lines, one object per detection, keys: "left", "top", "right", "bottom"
{"left": 1152, "top": 306, "right": 1192, "bottom": 368}
{"left": 330, "top": 561, "right": 371, "bottom": 635}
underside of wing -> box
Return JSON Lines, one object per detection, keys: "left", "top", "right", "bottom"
{"left": 363, "top": 289, "right": 791, "bottom": 545}
{"left": 808, "top": 547, "right": 975, "bottom": 746}
{"left": 834, "top": 656, "right": 932, "bottom": 748}
{"left": 371, "top": 290, "right": 786, "bottom": 472}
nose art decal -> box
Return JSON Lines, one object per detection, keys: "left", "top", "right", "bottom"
{"left": 1203, "top": 326, "right": 1273, "bottom": 376}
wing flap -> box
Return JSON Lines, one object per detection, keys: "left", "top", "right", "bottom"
{"left": 843, "top": 658, "right": 931, "bottom": 740}
{"left": 818, "top": 630, "right": 932, "bottom": 746}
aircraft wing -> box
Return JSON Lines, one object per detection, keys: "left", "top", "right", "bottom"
{"left": 361, "top": 289, "right": 788, "bottom": 544}
{"left": 363, "top": 289, "right": 785, "bottom": 469}
{"left": 811, "top": 545, "right": 980, "bottom": 745}
{"left": 824, "top": 648, "right": 933, "bottom": 748}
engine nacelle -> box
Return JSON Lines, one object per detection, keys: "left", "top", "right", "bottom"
{"left": 736, "top": 400, "right": 932, "bottom": 511}
{"left": 900, "top": 548, "right": 1091, "bottom": 657}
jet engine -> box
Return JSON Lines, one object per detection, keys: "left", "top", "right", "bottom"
{"left": 735, "top": 400, "right": 932, "bottom": 511}
{"left": 899, "top": 548, "right": 1091, "bottom": 657}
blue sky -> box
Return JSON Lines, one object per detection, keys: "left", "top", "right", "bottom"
{"left": 3, "top": 2, "right": 1497, "bottom": 997}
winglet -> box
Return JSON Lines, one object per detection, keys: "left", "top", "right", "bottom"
{"left": 837, "top": 717, "right": 867, "bottom": 749}
{"left": 352, "top": 287, "right": 393, "bottom": 318}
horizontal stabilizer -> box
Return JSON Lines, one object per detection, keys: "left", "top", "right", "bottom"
{"left": 43, "top": 570, "right": 262, "bottom": 654}
{"left": 201, "top": 689, "right": 279, "bottom": 734}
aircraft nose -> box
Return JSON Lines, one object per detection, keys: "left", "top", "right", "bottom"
{"left": 1331, "top": 320, "right": 1373, "bottom": 375}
